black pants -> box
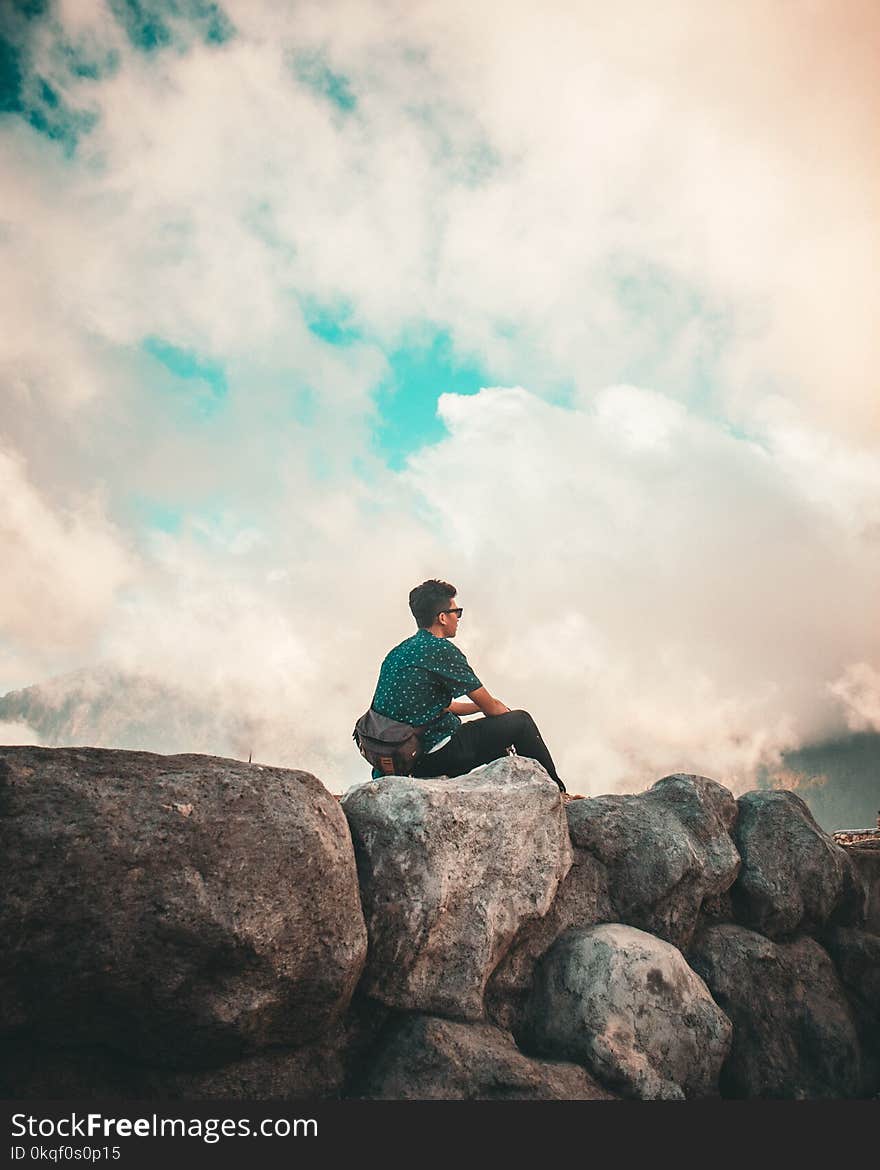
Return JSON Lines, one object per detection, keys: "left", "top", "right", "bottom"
{"left": 412, "top": 709, "right": 565, "bottom": 792}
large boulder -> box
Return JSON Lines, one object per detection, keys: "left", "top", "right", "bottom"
{"left": 822, "top": 927, "right": 880, "bottom": 1096}
{"left": 688, "top": 923, "right": 862, "bottom": 1098}
{"left": 341, "top": 755, "right": 572, "bottom": 1019}
{"left": 731, "top": 791, "right": 865, "bottom": 938}
{"left": 487, "top": 774, "right": 739, "bottom": 1033}
{"left": 354, "top": 1015, "right": 615, "bottom": 1100}
{"left": 523, "top": 923, "right": 732, "bottom": 1100}
{"left": 486, "top": 844, "right": 612, "bottom": 1033}
{"left": 153, "top": 991, "right": 389, "bottom": 1100}
{"left": 0, "top": 1039, "right": 346, "bottom": 1101}
{"left": 0, "top": 994, "right": 389, "bottom": 1101}
{"left": 844, "top": 844, "right": 880, "bottom": 934}
{"left": 0, "top": 747, "right": 367, "bottom": 1067}
{"left": 562, "top": 774, "right": 741, "bottom": 949}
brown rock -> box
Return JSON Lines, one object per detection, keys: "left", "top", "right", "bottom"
{"left": 354, "top": 1014, "right": 615, "bottom": 1100}
{"left": 566, "top": 774, "right": 740, "bottom": 949}
{"left": 823, "top": 926, "right": 880, "bottom": 1096}
{"left": 489, "top": 774, "right": 740, "bottom": 1032}
{"left": 688, "top": 923, "right": 862, "bottom": 1098}
{"left": 731, "top": 790, "right": 866, "bottom": 939}
{"left": 0, "top": 746, "right": 367, "bottom": 1067}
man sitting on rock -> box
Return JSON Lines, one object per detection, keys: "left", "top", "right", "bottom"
{"left": 368, "top": 578, "right": 566, "bottom": 792}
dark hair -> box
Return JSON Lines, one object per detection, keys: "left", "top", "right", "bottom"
{"left": 409, "top": 579, "right": 456, "bottom": 628}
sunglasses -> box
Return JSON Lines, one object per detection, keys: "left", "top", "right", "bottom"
{"left": 438, "top": 607, "right": 463, "bottom": 618}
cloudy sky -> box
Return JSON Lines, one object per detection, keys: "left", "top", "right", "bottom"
{"left": 1, "top": 0, "right": 878, "bottom": 795}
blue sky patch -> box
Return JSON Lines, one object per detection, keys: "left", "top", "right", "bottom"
{"left": 63, "top": 41, "right": 121, "bottom": 81}
{"left": 0, "top": 18, "right": 99, "bottom": 152}
{"left": 303, "top": 299, "right": 361, "bottom": 346}
{"left": 292, "top": 385, "right": 317, "bottom": 427}
{"left": 199, "top": 3, "right": 234, "bottom": 45}
{"left": 0, "top": 36, "right": 23, "bottom": 113}
{"left": 110, "top": 0, "right": 172, "bottom": 52}
{"left": 130, "top": 496, "right": 183, "bottom": 534}
{"left": 109, "top": 0, "right": 234, "bottom": 53}
{"left": 143, "top": 335, "right": 228, "bottom": 419}
{"left": 373, "top": 329, "right": 491, "bottom": 469}
{"left": 10, "top": 1, "right": 49, "bottom": 18}
{"left": 20, "top": 76, "right": 97, "bottom": 153}
{"left": 292, "top": 51, "right": 357, "bottom": 113}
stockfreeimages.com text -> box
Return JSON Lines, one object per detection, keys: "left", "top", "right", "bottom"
{"left": 11, "top": 1113, "right": 317, "bottom": 1144}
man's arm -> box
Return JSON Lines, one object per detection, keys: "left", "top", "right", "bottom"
{"left": 447, "top": 699, "right": 480, "bottom": 715}
{"left": 466, "top": 686, "right": 511, "bottom": 717}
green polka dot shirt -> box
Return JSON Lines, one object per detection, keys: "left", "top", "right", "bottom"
{"left": 369, "top": 628, "right": 482, "bottom": 776}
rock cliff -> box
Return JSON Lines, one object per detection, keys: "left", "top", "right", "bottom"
{"left": 1, "top": 746, "right": 876, "bottom": 1100}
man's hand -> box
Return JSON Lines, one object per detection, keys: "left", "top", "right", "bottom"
{"left": 466, "top": 686, "right": 511, "bottom": 717}
{"left": 447, "top": 700, "right": 480, "bottom": 715}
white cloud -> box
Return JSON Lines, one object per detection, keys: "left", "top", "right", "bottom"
{"left": 0, "top": 447, "right": 134, "bottom": 665}
{"left": 4, "top": 1, "right": 878, "bottom": 429}
{"left": 0, "top": 720, "right": 44, "bottom": 746}
{"left": 1, "top": 380, "right": 877, "bottom": 794}
{"left": 403, "top": 386, "right": 879, "bottom": 791}
{"left": 1, "top": 1, "right": 878, "bottom": 794}
{"left": 829, "top": 663, "right": 880, "bottom": 734}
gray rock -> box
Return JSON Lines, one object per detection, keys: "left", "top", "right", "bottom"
{"left": 0, "top": 746, "right": 367, "bottom": 1067}
{"left": 486, "top": 845, "right": 612, "bottom": 1033}
{"left": 355, "top": 1014, "right": 615, "bottom": 1100}
{"left": 823, "top": 927, "right": 880, "bottom": 1096}
{"left": 488, "top": 774, "right": 739, "bottom": 1032}
{"left": 731, "top": 791, "right": 866, "bottom": 938}
{"left": 689, "top": 923, "right": 862, "bottom": 1098}
{"left": 698, "top": 889, "right": 735, "bottom": 926}
{"left": 524, "top": 923, "right": 732, "bottom": 1099}
{"left": 845, "top": 846, "right": 880, "bottom": 934}
{"left": 341, "top": 755, "right": 572, "bottom": 1019}
{"left": 563, "top": 773, "right": 741, "bottom": 949}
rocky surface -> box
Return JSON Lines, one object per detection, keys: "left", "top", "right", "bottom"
{"left": 341, "top": 755, "right": 571, "bottom": 1019}
{"left": 486, "top": 773, "right": 739, "bottom": 1033}
{"left": 844, "top": 845, "right": 880, "bottom": 934}
{"left": 0, "top": 1040, "right": 346, "bottom": 1101}
{"left": 0, "top": 993, "right": 389, "bottom": 1101}
{"left": 563, "top": 774, "right": 740, "bottom": 949}
{"left": 0, "top": 746, "right": 367, "bottom": 1067}
{"left": 353, "top": 1014, "right": 615, "bottom": 1100}
{"left": 486, "top": 842, "right": 612, "bottom": 1033}
{"left": 688, "top": 923, "right": 862, "bottom": 1098}
{"left": 3, "top": 743, "right": 877, "bottom": 1100}
{"left": 523, "top": 923, "right": 732, "bottom": 1099}
{"left": 731, "top": 790, "right": 865, "bottom": 939}
{"left": 822, "top": 927, "right": 880, "bottom": 1096}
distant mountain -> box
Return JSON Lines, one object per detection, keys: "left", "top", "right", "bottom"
{"left": 0, "top": 667, "right": 258, "bottom": 763}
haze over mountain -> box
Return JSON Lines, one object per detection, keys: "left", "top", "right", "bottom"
{"left": 0, "top": 669, "right": 332, "bottom": 784}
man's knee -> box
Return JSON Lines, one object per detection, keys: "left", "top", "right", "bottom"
{"left": 507, "top": 708, "right": 535, "bottom": 727}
